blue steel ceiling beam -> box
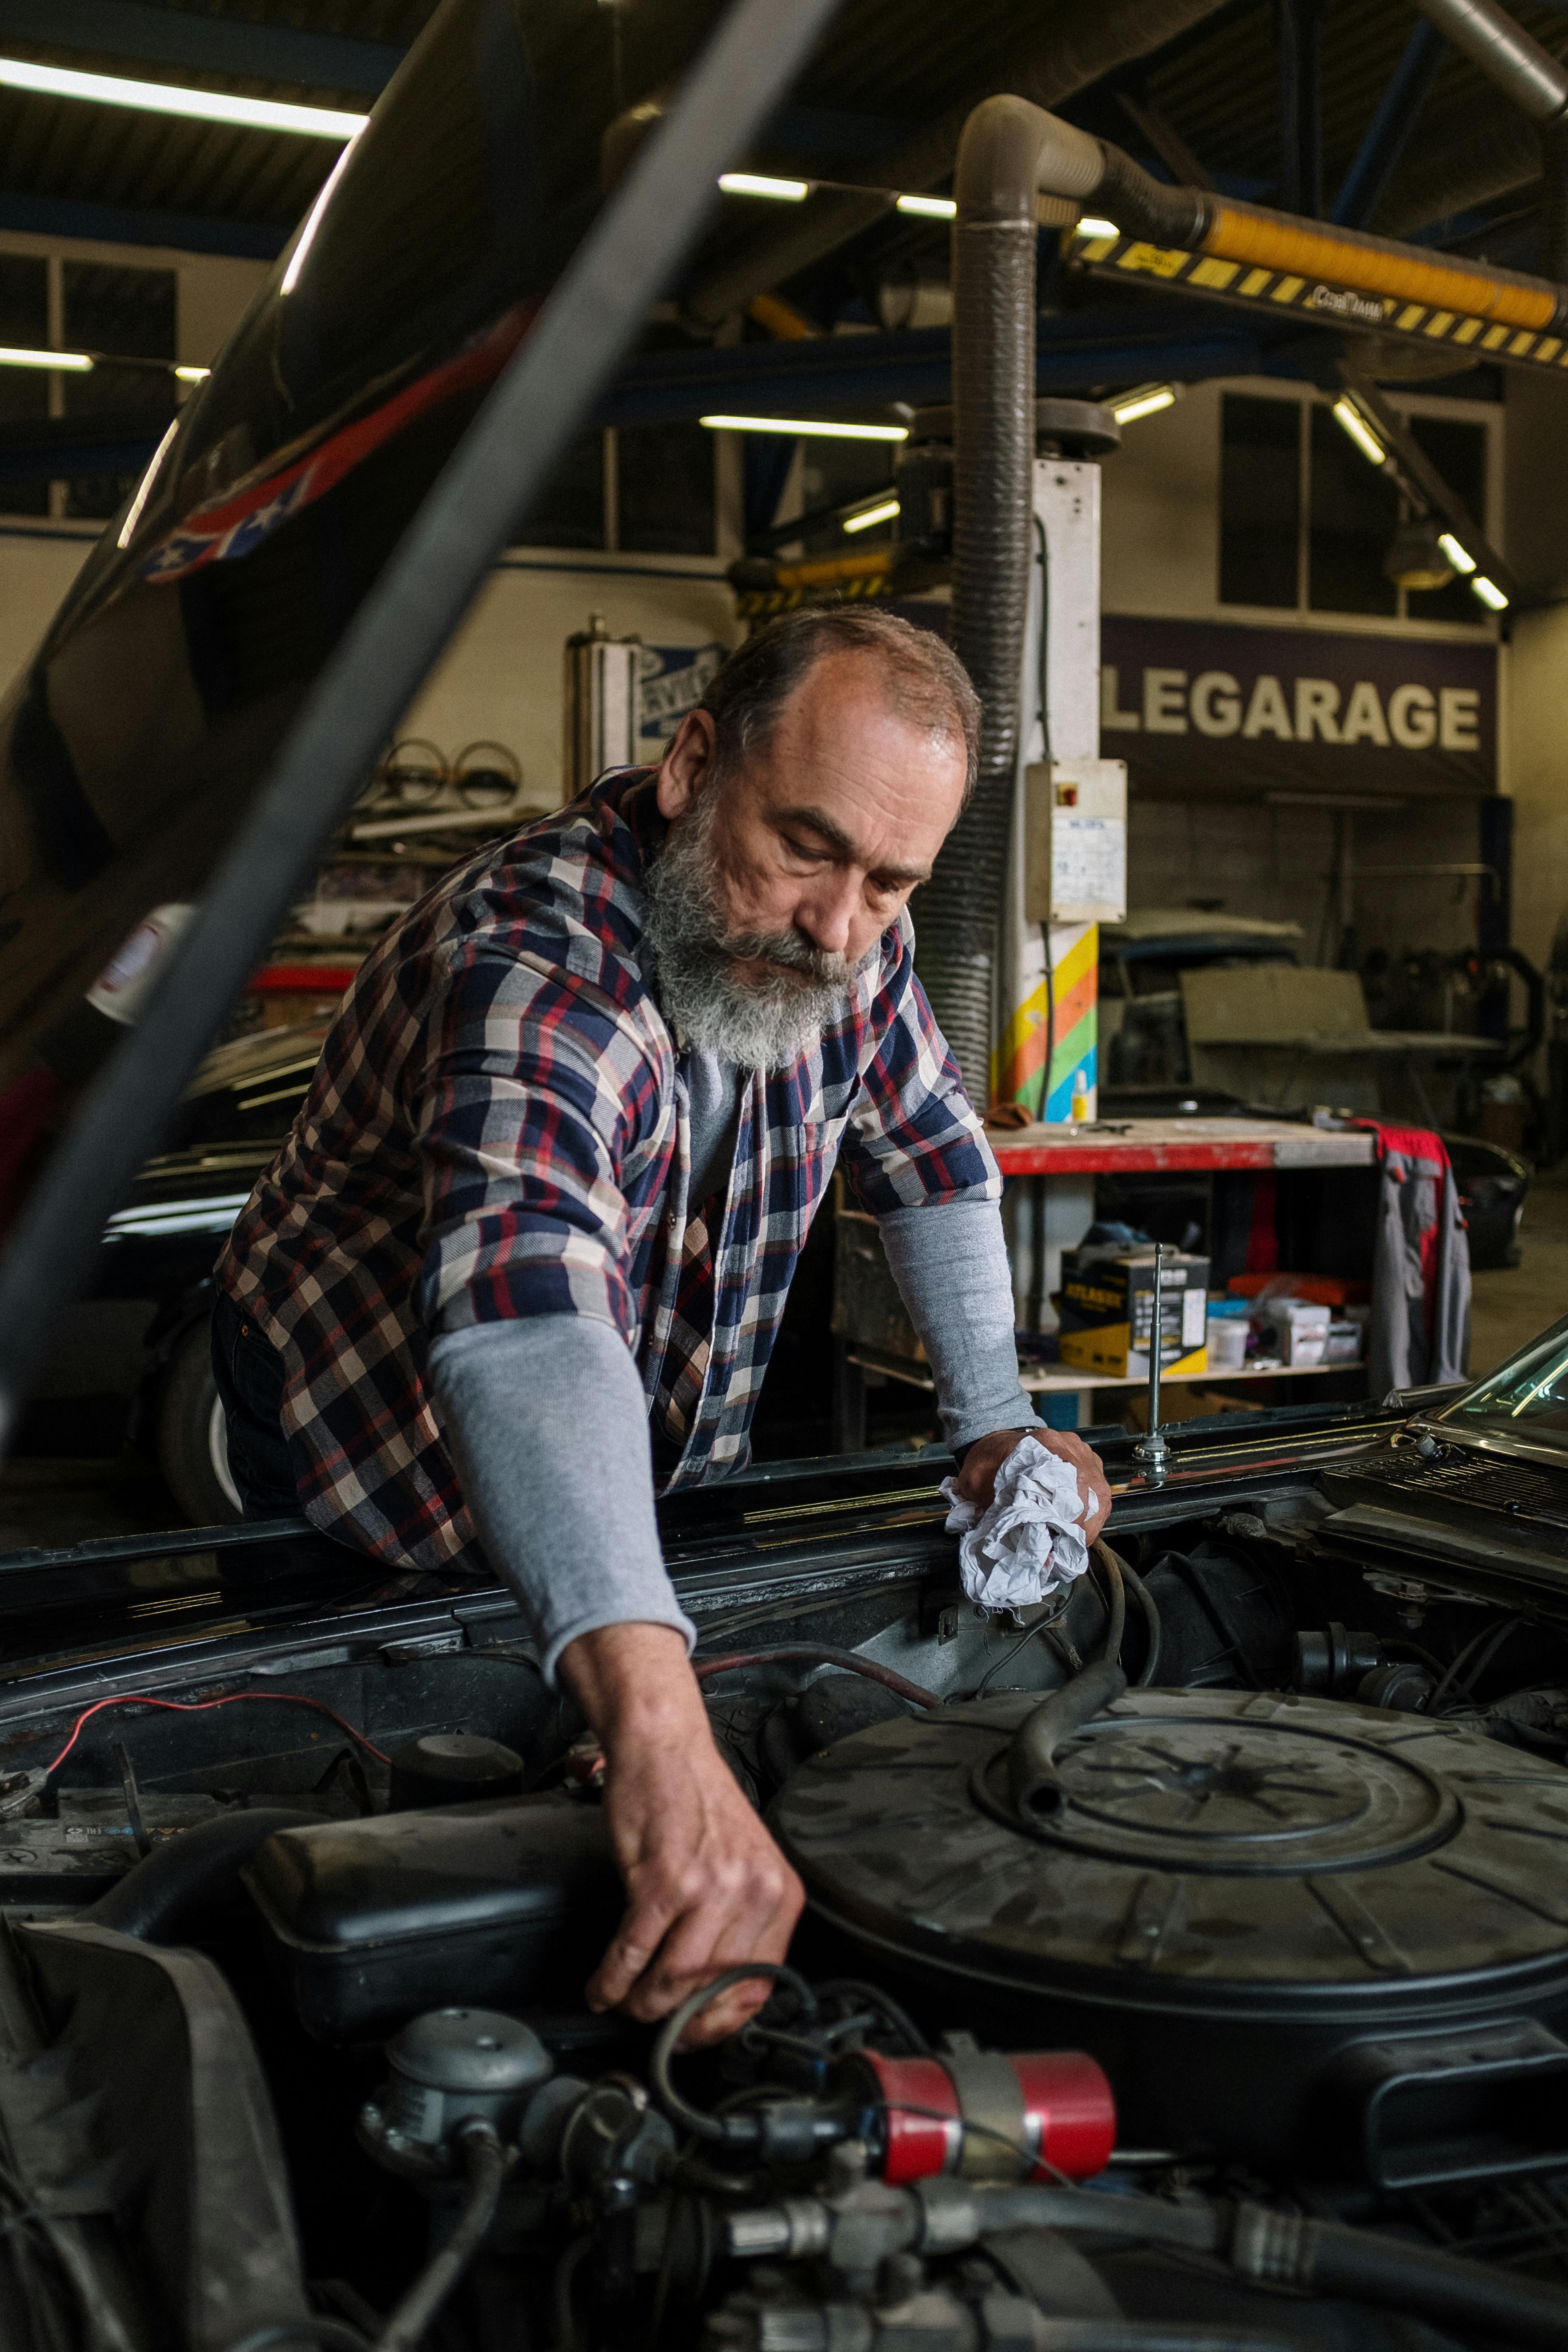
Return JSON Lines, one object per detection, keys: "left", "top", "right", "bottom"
{"left": 597, "top": 315, "right": 1268, "bottom": 426}
{"left": 0, "top": 0, "right": 402, "bottom": 96}
{"left": 1276, "top": 0, "right": 1325, "bottom": 217}
{"left": 0, "top": 316, "right": 1276, "bottom": 482}
{"left": 0, "top": 190, "right": 288, "bottom": 259}
{"left": 765, "top": 104, "right": 912, "bottom": 160}
{"left": 1332, "top": 20, "right": 1447, "bottom": 227}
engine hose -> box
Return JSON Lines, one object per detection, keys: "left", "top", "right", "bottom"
{"left": 83, "top": 1805, "right": 316, "bottom": 1942}
{"left": 1091, "top": 1541, "right": 1126, "bottom": 1667}
{"left": 1007, "top": 1658, "right": 1128, "bottom": 1820}
{"left": 1282, "top": 2211, "right": 1568, "bottom": 2351}
{"left": 1119, "top": 1556, "right": 1163, "bottom": 1686}
{"left": 222, "top": 2326, "right": 372, "bottom": 2352}
{"left": 692, "top": 1647, "right": 939, "bottom": 1710}
{"left": 915, "top": 2185, "right": 1568, "bottom": 2349}
{"left": 651, "top": 1963, "right": 822, "bottom": 2146}
{"left": 373, "top": 2126, "right": 509, "bottom": 2352}
{"left": 988, "top": 2332, "right": 1299, "bottom": 2352}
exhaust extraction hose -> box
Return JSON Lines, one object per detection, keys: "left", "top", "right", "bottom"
{"left": 921, "top": 100, "right": 1105, "bottom": 1105}
{"left": 921, "top": 80, "right": 1568, "bottom": 1103}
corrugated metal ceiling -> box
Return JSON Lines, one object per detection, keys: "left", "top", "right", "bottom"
{"left": 0, "top": 0, "right": 1561, "bottom": 296}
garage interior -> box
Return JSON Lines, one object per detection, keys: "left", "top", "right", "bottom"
{"left": 8, "top": 4, "right": 1568, "bottom": 2347}
{"left": 1, "top": 0, "right": 1564, "bottom": 1539}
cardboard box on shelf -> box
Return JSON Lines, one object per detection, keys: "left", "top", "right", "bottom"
{"left": 1058, "top": 1246, "right": 1209, "bottom": 1380}
{"left": 1256, "top": 1296, "right": 1332, "bottom": 1367}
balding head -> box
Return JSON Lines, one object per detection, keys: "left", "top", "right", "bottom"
{"left": 647, "top": 610, "right": 973, "bottom": 1066}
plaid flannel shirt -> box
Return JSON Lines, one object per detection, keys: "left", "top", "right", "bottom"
{"left": 217, "top": 767, "right": 999, "bottom": 1572}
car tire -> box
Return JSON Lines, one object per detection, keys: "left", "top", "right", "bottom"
{"left": 155, "top": 1319, "right": 243, "bottom": 1524}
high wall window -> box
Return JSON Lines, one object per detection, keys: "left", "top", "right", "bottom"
{"left": 512, "top": 328, "right": 718, "bottom": 558}
{"left": 0, "top": 255, "right": 49, "bottom": 519}
{"left": 1218, "top": 394, "right": 1299, "bottom": 608}
{"left": 1220, "top": 389, "right": 1492, "bottom": 625}
{"left": 511, "top": 421, "right": 718, "bottom": 556}
{"left": 520, "top": 430, "right": 607, "bottom": 550}
{"left": 61, "top": 261, "right": 176, "bottom": 521}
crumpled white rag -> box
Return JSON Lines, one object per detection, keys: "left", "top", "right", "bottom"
{"left": 939, "top": 1433, "right": 1090, "bottom": 1613}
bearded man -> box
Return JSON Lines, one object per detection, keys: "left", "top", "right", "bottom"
{"left": 213, "top": 604, "right": 1111, "bottom": 2044}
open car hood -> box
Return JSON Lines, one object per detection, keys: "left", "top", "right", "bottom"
{"left": 0, "top": 0, "right": 549, "bottom": 1204}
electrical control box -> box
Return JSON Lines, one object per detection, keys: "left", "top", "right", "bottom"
{"left": 1024, "top": 758, "right": 1127, "bottom": 925}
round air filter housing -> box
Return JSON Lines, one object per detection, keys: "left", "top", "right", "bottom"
{"left": 388, "top": 1732, "right": 524, "bottom": 1810}
{"left": 771, "top": 1689, "right": 1568, "bottom": 2177}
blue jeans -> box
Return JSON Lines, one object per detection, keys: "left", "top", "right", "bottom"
{"left": 210, "top": 1291, "right": 373, "bottom": 1593}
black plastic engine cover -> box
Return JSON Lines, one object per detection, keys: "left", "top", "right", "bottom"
{"left": 770, "top": 1689, "right": 1568, "bottom": 2173}
{"left": 242, "top": 1794, "right": 621, "bottom": 2042}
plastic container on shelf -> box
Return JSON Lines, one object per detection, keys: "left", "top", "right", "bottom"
{"left": 1325, "top": 1320, "right": 1364, "bottom": 1364}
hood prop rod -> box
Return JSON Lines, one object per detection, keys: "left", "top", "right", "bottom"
{"left": 1133, "top": 1242, "right": 1170, "bottom": 1487}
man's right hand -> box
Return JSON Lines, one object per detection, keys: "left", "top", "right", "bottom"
{"left": 560, "top": 1621, "right": 805, "bottom": 2046}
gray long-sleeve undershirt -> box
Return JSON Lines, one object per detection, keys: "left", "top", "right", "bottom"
{"left": 433, "top": 1314, "right": 696, "bottom": 1684}
{"left": 429, "top": 1189, "right": 1037, "bottom": 1685}
{"left": 433, "top": 1040, "right": 1044, "bottom": 1684}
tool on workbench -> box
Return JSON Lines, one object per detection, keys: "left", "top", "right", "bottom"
{"left": 1132, "top": 1242, "right": 1170, "bottom": 1488}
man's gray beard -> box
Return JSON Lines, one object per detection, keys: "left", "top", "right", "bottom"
{"left": 643, "top": 786, "right": 859, "bottom": 1069}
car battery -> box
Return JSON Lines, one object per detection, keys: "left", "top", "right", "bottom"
{"left": 1058, "top": 1246, "right": 1209, "bottom": 1380}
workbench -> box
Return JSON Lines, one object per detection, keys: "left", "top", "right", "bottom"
{"left": 831, "top": 1115, "right": 1377, "bottom": 1447}
{"left": 986, "top": 1116, "right": 1377, "bottom": 1178}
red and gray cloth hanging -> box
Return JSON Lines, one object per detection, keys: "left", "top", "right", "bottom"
{"left": 1358, "top": 1123, "right": 1472, "bottom": 1399}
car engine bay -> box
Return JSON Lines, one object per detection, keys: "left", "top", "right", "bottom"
{"left": 3, "top": 1431, "right": 1568, "bottom": 2352}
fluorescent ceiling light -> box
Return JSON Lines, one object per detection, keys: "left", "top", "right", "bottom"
{"left": 896, "top": 193, "right": 957, "bottom": 219}
{"left": 174, "top": 364, "right": 210, "bottom": 383}
{"left": 0, "top": 344, "right": 91, "bottom": 371}
{"left": 718, "top": 171, "right": 809, "bottom": 201}
{"left": 1471, "top": 574, "right": 1510, "bottom": 611}
{"left": 1112, "top": 383, "right": 1177, "bottom": 424}
{"left": 1331, "top": 394, "right": 1385, "bottom": 467}
{"left": 1074, "top": 216, "right": 1119, "bottom": 240}
{"left": 1438, "top": 530, "right": 1477, "bottom": 575}
{"left": 843, "top": 497, "right": 901, "bottom": 533}
{"left": 0, "top": 54, "right": 367, "bottom": 139}
{"left": 701, "top": 414, "right": 909, "bottom": 440}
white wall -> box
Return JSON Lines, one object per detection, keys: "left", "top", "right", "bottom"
{"left": 0, "top": 523, "right": 93, "bottom": 698}
{"left": 0, "top": 527, "right": 740, "bottom": 807}
{"left": 1505, "top": 603, "right": 1568, "bottom": 982}
{"left": 400, "top": 551, "right": 739, "bottom": 804}
{"left": 1502, "top": 371, "right": 1568, "bottom": 987}
{"left": 1101, "top": 378, "right": 1220, "bottom": 618}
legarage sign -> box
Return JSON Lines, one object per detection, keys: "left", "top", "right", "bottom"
{"left": 1099, "top": 616, "right": 1497, "bottom": 797}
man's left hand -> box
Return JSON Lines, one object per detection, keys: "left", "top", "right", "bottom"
{"left": 952, "top": 1425, "right": 1111, "bottom": 1544}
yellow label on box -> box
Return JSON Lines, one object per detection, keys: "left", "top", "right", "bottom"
{"left": 1059, "top": 1327, "right": 1208, "bottom": 1380}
